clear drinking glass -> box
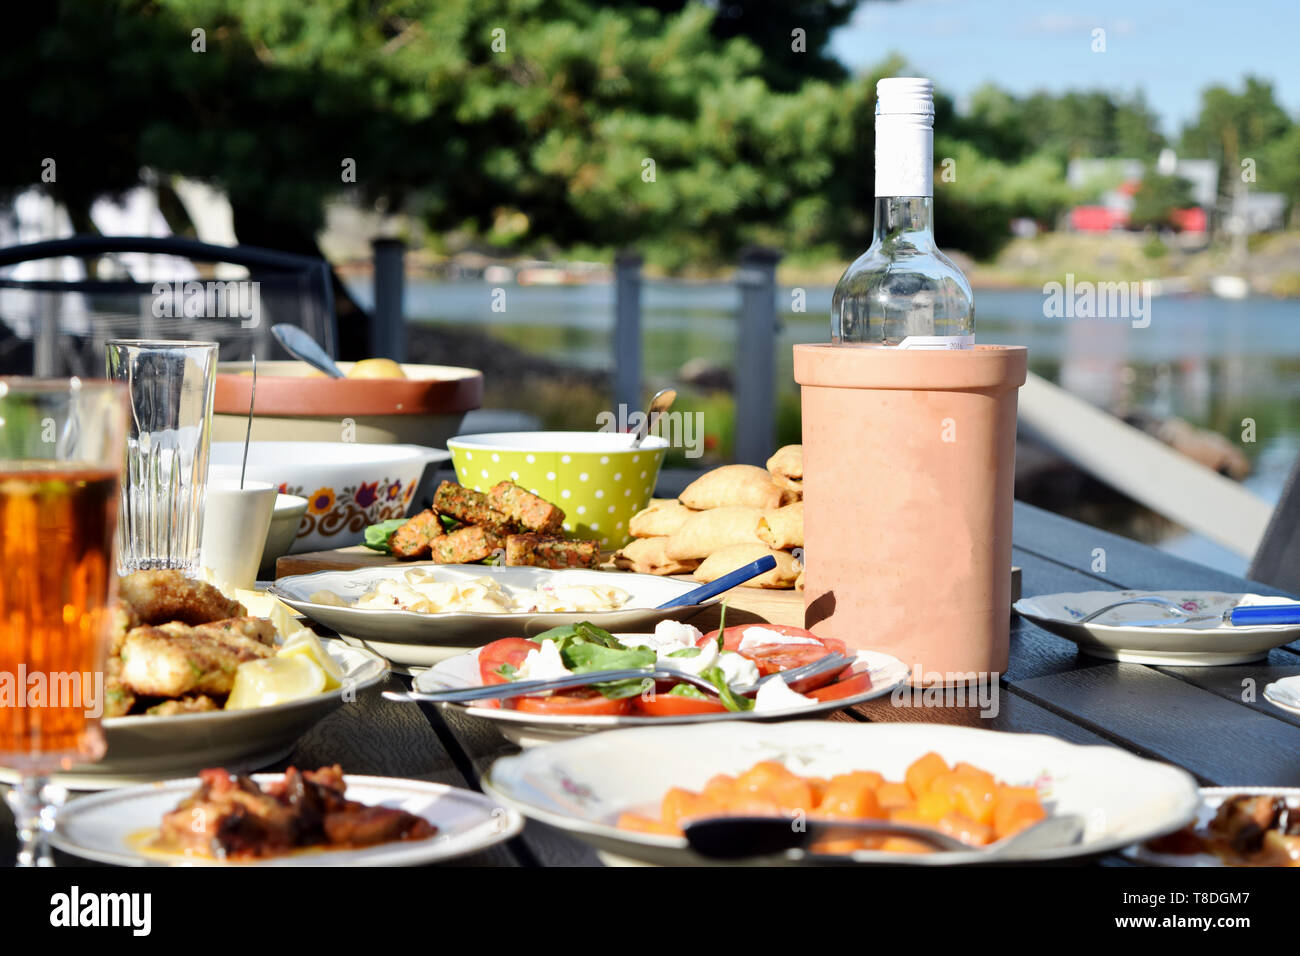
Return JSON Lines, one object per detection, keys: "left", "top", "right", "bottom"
{"left": 105, "top": 340, "right": 218, "bottom": 575}
{"left": 0, "top": 377, "right": 128, "bottom": 865}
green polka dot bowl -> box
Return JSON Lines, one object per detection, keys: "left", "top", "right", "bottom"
{"left": 446, "top": 432, "right": 669, "bottom": 549}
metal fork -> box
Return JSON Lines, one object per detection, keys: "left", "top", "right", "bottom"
{"left": 1075, "top": 595, "right": 1204, "bottom": 624}
{"left": 385, "top": 652, "right": 856, "bottom": 705}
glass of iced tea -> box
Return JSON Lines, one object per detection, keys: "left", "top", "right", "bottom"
{"left": 0, "top": 378, "right": 127, "bottom": 865}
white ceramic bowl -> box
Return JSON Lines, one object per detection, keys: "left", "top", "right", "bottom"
{"left": 210, "top": 442, "right": 450, "bottom": 553}
{"left": 259, "top": 494, "right": 309, "bottom": 578}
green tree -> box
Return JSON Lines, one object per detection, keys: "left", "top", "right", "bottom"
{"left": 1180, "top": 76, "right": 1293, "bottom": 198}
{"left": 1128, "top": 170, "right": 1195, "bottom": 231}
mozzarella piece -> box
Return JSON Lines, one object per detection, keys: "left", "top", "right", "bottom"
{"left": 753, "top": 675, "right": 815, "bottom": 713}
{"left": 515, "top": 640, "right": 571, "bottom": 681}
{"left": 737, "top": 626, "right": 822, "bottom": 652}
{"left": 715, "top": 650, "right": 759, "bottom": 687}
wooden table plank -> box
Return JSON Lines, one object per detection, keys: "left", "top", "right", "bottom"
{"left": 427, "top": 704, "right": 606, "bottom": 866}
{"left": 1012, "top": 663, "right": 1300, "bottom": 786}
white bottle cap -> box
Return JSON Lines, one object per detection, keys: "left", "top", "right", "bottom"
{"left": 874, "top": 77, "right": 933, "bottom": 198}
{"left": 875, "top": 77, "right": 934, "bottom": 117}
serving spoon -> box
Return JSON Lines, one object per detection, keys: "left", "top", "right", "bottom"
{"left": 630, "top": 387, "right": 677, "bottom": 448}
{"left": 682, "top": 812, "right": 1085, "bottom": 861}
{"left": 271, "top": 323, "right": 346, "bottom": 379}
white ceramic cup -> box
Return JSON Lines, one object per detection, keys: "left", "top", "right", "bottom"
{"left": 199, "top": 478, "right": 278, "bottom": 591}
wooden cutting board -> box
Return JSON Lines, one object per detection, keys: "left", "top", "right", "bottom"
{"left": 275, "top": 548, "right": 1020, "bottom": 630}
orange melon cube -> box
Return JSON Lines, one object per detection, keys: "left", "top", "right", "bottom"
{"left": 818, "top": 777, "right": 884, "bottom": 819}
{"left": 735, "top": 761, "right": 815, "bottom": 814}
{"left": 660, "top": 787, "right": 720, "bottom": 827}
{"left": 949, "top": 775, "right": 997, "bottom": 826}
{"left": 701, "top": 774, "right": 738, "bottom": 806}
{"left": 905, "top": 751, "right": 951, "bottom": 798}
{"left": 915, "top": 787, "right": 958, "bottom": 823}
{"left": 994, "top": 797, "right": 1048, "bottom": 839}
{"left": 876, "top": 781, "right": 914, "bottom": 812}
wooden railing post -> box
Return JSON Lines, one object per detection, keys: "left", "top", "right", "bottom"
{"left": 734, "top": 246, "right": 782, "bottom": 465}
{"left": 613, "top": 249, "right": 643, "bottom": 420}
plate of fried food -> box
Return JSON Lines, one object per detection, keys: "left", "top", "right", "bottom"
{"left": 0, "top": 570, "right": 388, "bottom": 789}
{"left": 1124, "top": 787, "right": 1300, "bottom": 867}
{"left": 482, "top": 721, "right": 1200, "bottom": 866}
{"left": 53, "top": 765, "right": 522, "bottom": 866}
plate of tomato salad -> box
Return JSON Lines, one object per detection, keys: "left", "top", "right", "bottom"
{"left": 413, "top": 620, "right": 909, "bottom": 746}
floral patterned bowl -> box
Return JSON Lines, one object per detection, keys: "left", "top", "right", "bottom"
{"left": 210, "top": 441, "right": 450, "bottom": 554}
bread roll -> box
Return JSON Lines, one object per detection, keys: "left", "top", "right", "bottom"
{"left": 757, "top": 501, "right": 803, "bottom": 550}
{"left": 628, "top": 499, "right": 694, "bottom": 538}
{"left": 693, "top": 544, "right": 799, "bottom": 589}
{"left": 613, "top": 536, "right": 699, "bottom": 576}
{"left": 679, "top": 465, "right": 782, "bottom": 512}
{"left": 665, "top": 506, "right": 766, "bottom": 560}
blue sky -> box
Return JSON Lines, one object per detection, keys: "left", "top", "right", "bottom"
{"left": 830, "top": 0, "right": 1300, "bottom": 135}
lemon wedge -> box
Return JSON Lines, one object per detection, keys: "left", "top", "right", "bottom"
{"left": 346, "top": 358, "right": 407, "bottom": 379}
{"left": 277, "top": 631, "right": 344, "bottom": 690}
{"left": 226, "top": 655, "right": 326, "bottom": 710}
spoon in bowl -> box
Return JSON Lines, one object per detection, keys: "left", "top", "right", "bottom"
{"left": 631, "top": 388, "right": 677, "bottom": 448}
{"left": 271, "top": 323, "right": 346, "bottom": 379}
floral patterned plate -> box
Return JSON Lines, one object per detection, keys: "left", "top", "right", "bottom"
{"left": 1013, "top": 590, "right": 1300, "bottom": 666}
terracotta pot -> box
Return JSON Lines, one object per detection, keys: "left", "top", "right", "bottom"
{"left": 213, "top": 361, "right": 482, "bottom": 447}
{"left": 793, "top": 344, "right": 1027, "bottom": 682}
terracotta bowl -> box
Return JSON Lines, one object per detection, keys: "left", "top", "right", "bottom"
{"left": 213, "top": 360, "right": 483, "bottom": 447}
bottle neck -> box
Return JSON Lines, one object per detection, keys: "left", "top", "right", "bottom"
{"left": 872, "top": 196, "right": 936, "bottom": 248}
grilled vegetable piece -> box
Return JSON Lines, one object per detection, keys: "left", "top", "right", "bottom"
{"left": 489, "top": 480, "right": 565, "bottom": 533}
{"left": 505, "top": 533, "right": 600, "bottom": 569}
{"left": 428, "top": 525, "right": 505, "bottom": 564}
{"left": 432, "top": 481, "right": 515, "bottom": 532}
{"left": 389, "top": 508, "right": 445, "bottom": 559}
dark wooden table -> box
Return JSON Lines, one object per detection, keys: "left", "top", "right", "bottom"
{"left": 9, "top": 500, "right": 1300, "bottom": 867}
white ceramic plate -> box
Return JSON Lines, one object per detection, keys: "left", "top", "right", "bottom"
{"left": 1123, "top": 787, "right": 1300, "bottom": 867}
{"left": 0, "top": 641, "right": 388, "bottom": 790}
{"left": 1013, "top": 590, "right": 1300, "bottom": 665}
{"left": 416, "top": 644, "right": 910, "bottom": 746}
{"left": 482, "top": 721, "right": 1200, "bottom": 866}
{"left": 271, "top": 565, "right": 713, "bottom": 668}
{"left": 1264, "top": 676, "right": 1300, "bottom": 716}
{"left": 52, "top": 773, "right": 522, "bottom": 867}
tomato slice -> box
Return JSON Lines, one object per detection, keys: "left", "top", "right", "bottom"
{"left": 806, "top": 669, "right": 873, "bottom": 701}
{"left": 697, "top": 624, "right": 850, "bottom": 689}
{"left": 634, "top": 692, "right": 729, "bottom": 717}
{"left": 510, "top": 690, "right": 633, "bottom": 716}
{"left": 478, "top": 637, "right": 540, "bottom": 686}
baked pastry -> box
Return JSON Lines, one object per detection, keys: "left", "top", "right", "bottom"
{"left": 613, "top": 536, "right": 700, "bottom": 576}
{"left": 679, "top": 465, "right": 782, "bottom": 511}
{"left": 628, "top": 499, "right": 695, "bottom": 538}
{"left": 693, "top": 543, "right": 799, "bottom": 589}
{"left": 756, "top": 501, "right": 803, "bottom": 550}
{"left": 766, "top": 445, "right": 802, "bottom": 480}
{"left": 665, "top": 506, "right": 766, "bottom": 560}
